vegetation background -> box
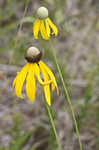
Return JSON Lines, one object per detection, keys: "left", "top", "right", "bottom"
{"left": 0, "top": 0, "right": 99, "bottom": 150}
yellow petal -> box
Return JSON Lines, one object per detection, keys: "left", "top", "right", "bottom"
{"left": 46, "top": 18, "right": 58, "bottom": 36}
{"left": 44, "top": 85, "right": 51, "bottom": 105}
{"left": 39, "top": 62, "right": 51, "bottom": 105}
{"left": 45, "top": 18, "right": 50, "bottom": 37}
{"left": 34, "top": 63, "right": 51, "bottom": 85}
{"left": 34, "top": 63, "right": 44, "bottom": 84}
{"left": 39, "top": 61, "right": 59, "bottom": 95}
{"left": 13, "top": 63, "right": 29, "bottom": 98}
{"left": 26, "top": 64, "right": 36, "bottom": 102}
{"left": 40, "top": 20, "right": 49, "bottom": 40}
{"left": 33, "top": 19, "right": 40, "bottom": 39}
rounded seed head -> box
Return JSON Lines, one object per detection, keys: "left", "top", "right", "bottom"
{"left": 27, "top": 47, "right": 40, "bottom": 57}
{"left": 37, "top": 7, "right": 48, "bottom": 19}
{"left": 25, "top": 47, "right": 42, "bottom": 63}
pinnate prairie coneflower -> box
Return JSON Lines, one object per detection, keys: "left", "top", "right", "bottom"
{"left": 13, "top": 47, "right": 59, "bottom": 105}
{"left": 33, "top": 6, "right": 58, "bottom": 40}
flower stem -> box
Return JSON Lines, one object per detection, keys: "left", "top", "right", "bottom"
{"left": 45, "top": 103, "right": 63, "bottom": 150}
{"left": 49, "top": 40, "right": 82, "bottom": 150}
{"left": 41, "top": 87, "right": 62, "bottom": 150}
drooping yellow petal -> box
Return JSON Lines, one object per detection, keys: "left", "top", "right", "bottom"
{"left": 44, "top": 83, "right": 51, "bottom": 105}
{"left": 39, "top": 62, "right": 51, "bottom": 105}
{"left": 39, "top": 61, "right": 55, "bottom": 91}
{"left": 40, "top": 20, "right": 49, "bottom": 40}
{"left": 34, "top": 63, "right": 44, "bottom": 85}
{"left": 45, "top": 18, "right": 50, "bottom": 37}
{"left": 33, "top": 19, "right": 40, "bottom": 39}
{"left": 46, "top": 18, "right": 58, "bottom": 36}
{"left": 39, "top": 61, "right": 59, "bottom": 95}
{"left": 13, "top": 63, "right": 30, "bottom": 98}
{"left": 26, "top": 64, "right": 36, "bottom": 102}
{"left": 34, "top": 63, "right": 52, "bottom": 85}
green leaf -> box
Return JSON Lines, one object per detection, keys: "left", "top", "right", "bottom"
{"left": 19, "top": 17, "right": 34, "bottom": 24}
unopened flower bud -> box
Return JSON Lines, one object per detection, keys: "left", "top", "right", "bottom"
{"left": 37, "top": 7, "right": 48, "bottom": 19}
{"left": 25, "top": 47, "right": 42, "bottom": 63}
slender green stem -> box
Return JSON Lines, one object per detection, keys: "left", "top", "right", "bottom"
{"left": 45, "top": 103, "right": 63, "bottom": 150}
{"left": 49, "top": 40, "right": 82, "bottom": 150}
{"left": 41, "top": 87, "right": 62, "bottom": 150}
{"left": 9, "top": 0, "right": 29, "bottom": 64}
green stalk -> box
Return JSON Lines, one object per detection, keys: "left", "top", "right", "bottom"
{"left": 41, "top": 87, "right": 63, "bottom": 150}
{"left": 45, "top": 103, "right": 63, "bottom": 150}
{"left": 49, "top": 40, "right": 82, "bottom": 150}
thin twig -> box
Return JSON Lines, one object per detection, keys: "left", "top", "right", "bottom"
{"left": 9, "top": 0, "right": 29, "bottom": 64}
{"left": 49, "top": 39, "right": 83, "bottom": 150}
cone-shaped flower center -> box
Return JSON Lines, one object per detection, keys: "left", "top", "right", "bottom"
{"left": 25, "top": 47, "right": 42, "bottom": 63}
{"left": 37, "top": 6, "right": 48, "bottom": 19}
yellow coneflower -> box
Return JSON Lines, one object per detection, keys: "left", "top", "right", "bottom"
{"left": 33, "top": 7, "right": 58, "bottom": 40}
{"left": 13, "top": 47, "right": 59, "bottom": 105}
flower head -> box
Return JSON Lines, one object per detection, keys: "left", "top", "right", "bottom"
{"left": 13, "top": 47, "right": 59, "bottom": 105}
{"left": 33, "top": 6, "right": 58, "bottom": 40}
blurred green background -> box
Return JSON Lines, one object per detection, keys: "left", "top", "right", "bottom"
{"left": 0, "top": 0, "right": 99, "bottom": 150}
